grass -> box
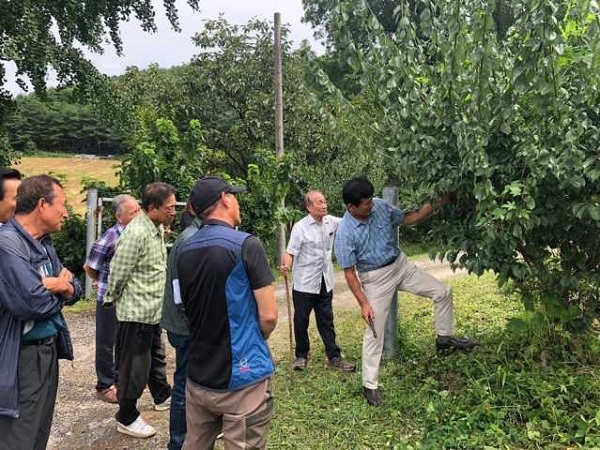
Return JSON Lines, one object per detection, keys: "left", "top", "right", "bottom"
{"left": 36, "top": 156, "right": 600, "bottom": 448}
{"left": 65, "top": 271, "right": 600, "bottom": 448}
{"left": 268, "top": 273, "right": 600, "bottom": 449}
{"left": 13, "top": 156, "right": 120, "bottom": 214}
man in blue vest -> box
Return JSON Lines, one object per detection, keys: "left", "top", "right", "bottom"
{"left": 176, "top": 176, "right": 278, "bottom": 449}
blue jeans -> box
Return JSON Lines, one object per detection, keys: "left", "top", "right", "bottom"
{"left": 167, "top": 331, "right": 190, "bottom": 450}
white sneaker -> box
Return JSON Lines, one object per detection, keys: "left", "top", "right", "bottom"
{"left": 217, "top": 432, "right": 224, "bottom": 440}
{"left": 117, "top": 416, "right": 156, "bottom": 438}
{"left": 154, "top": 396, "right": 171, "bottom": 411}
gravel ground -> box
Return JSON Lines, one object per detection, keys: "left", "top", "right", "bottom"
{"left": 46, "top": 259, "right": 464, "bottom": 449}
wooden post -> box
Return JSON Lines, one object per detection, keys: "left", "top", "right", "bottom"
{"left": 274, "top": 12, "right": 286, "bottom": 263}
{"left": 382, "top": 186, "right": 399, "bottom": 359}
{"left": 274, "top": 12, "right": 295, "bottom": 383}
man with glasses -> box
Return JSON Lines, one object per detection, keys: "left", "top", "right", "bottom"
{"left": 0, "top": 175, "right": 81, "bottom": 449}
{"left": 104, "top": 182, "right": 176, "bottom": 438}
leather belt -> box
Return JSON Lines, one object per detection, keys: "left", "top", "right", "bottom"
{"left": 378, "top": 256, "right": 397, "bottom": 270}
{"left": 22, "top": 335, "right": 57, "bottom": 346}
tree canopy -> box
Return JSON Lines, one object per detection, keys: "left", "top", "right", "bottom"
{"left": 303, "top": 0, "right": 600, "bottom": 330}
{"left": 0, "top": 0, "right": 200, "bottom": 161}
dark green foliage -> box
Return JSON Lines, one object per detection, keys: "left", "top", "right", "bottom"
{"left": 52, "top": 206, "right": 86, "bottom": 280}
{"left": 6, "top": 89, "right": 125, "bottom": 155}
{"left": 119, "top": 115, "right": 209, "bottom": 201}
{"left": 303, "top": 0, "right": 600, "bottom": 332}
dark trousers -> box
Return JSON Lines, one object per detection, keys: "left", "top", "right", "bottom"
{"left": 293, "top": 277, "right": 341, "bottom": 361}
{"left": 167, "top": 331, "right": 189, "bottom": 450}
{"left": 115, "top": 322, "right": 172, "bottom": 425}
{"left": 95, "top": 301, "right": 119, "bottom": 391}
{"left": 0, "top": 339, "right": 58, "bottom": 450}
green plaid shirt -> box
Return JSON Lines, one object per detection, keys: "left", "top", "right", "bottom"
{"left": 105, "top": 212, "right": 167, "bottom": 324}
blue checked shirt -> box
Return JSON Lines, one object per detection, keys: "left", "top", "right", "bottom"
{"left": 334, "top": 198, "right": 404, "bottom": 273}
{"left": 85, "top": 223, "right": 124, "bottom": 303}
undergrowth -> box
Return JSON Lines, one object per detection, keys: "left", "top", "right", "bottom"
{"left": 270, "top": 273, "right": 600, "bottom": 449}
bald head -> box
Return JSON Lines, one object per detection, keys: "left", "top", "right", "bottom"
{"left": 305, "top": 190, "right": 328, "bottom": 222}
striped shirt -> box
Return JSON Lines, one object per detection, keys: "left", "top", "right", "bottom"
{"left": 85, "top": 223, "right": 124, "bottom": 303}
{"left": 105, "top": 212, "right": 167, "bottom": 324}
{"left": 334, "top": 198, "right": 404, "bottom": 273}
{"left": 286, "top": 214, "right": 340, "bottom": 293}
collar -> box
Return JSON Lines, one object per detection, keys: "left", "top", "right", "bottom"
{"left": 3, "top": 217, "right": 49, "bottom": 249}
{"left": 343, "top": 210, "right": 366, "bottom": 228}
{"left": 139, "top": 212, "right": 164, "bottom": 237}
{"left": 203, "top": 218, "right": 235, "bottom": 229}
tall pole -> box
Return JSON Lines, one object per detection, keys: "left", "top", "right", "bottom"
{"left": 382, "top": 186, "right": 399, "bottom": 359}
{"left": 275, "top": 12, "right": 294, "bottom": 383}
{"left": 274, "top": 12, "right": 286, "bottom": 263}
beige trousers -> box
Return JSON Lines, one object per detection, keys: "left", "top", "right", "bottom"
{"left": 183, "top": 378, "right": 274, "bottom": 450}
{"left": 359, "top": 253, "right": 455, "bottom": 389}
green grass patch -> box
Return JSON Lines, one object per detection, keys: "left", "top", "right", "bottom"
{"left": 64, "top": 297, "right": 96, "bottom": 314}
{"left": 270, "top": 273, "right": 600, "bottom": 449}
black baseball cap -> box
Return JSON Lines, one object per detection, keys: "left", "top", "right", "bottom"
{"left": 190, "top": 176, "right": 246, "bottom": 214}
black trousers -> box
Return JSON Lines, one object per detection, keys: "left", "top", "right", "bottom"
{"left": 293, "top": 277, "right": 341, "bottom": 361}
{"left": 115, "top": 322, "right": 172, "bottom": 425}
{"left": 95, "top": 301, "right": 119, "bottom": 391}
{"left": 0, "top": 339, "right": 58, "bottom": 450}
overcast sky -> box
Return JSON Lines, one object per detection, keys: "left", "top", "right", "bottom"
{"left": 5, "top": 0, "right": 321, "bottom": 95}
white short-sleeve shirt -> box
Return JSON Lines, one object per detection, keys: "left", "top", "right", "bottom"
{"left": 286, "top": 214, "right": 341, "bottom": 294}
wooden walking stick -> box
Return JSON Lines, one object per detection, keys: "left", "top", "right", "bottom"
{"left": 284, "top": 273, "right": 294, "bottom": 386}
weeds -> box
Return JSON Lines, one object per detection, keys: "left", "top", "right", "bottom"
{"left": 270, "top": 273, "right": 600, "bottom": 449}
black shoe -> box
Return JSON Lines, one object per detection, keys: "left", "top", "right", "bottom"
{"left": 436, "top": 335, "right": 477, "bottom": 352}
{"left": 363, "top": 387, "right": 383, "bottom": 406}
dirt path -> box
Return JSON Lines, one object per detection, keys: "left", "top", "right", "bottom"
{"left": 46, "top": 258, "right": 465, "bottom": 449}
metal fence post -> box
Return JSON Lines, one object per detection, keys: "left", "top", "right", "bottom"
{"left": 382, "top": 186, "right": 398, "bottom": 360}
{"left": 84, "top": 188, "right": 98, "bottom": 299}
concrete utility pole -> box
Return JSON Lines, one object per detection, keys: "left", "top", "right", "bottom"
{"left": 382, "top": 186, "right": 399, "bottom": 359}
{"left": 274, "top": 12, "right": 286, "bottom": 263}
{"left": 84, "top": 188, "right": 98, "bottom": 299}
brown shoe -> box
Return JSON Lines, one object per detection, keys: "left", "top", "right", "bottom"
{"left": 96, "top": 385, "right": 118, "bottom": 403}
{"left": 293, "top": 357, "right": 307, "bottom": 371}
{"left": 327, "top": 356, "right": 356, "bottom": 372}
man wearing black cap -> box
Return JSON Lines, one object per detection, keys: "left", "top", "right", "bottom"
{"left": 176, "top": 176, "right": 278, "bottom": 449}
{"left": 0, "top": 167, "right": 22, "bottom": 225}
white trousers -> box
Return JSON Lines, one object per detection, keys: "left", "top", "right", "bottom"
{"left": 359, "top": 253, "right": 455, "bottom": 389}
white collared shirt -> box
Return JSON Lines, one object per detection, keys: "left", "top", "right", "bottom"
{"left": 286, "top": 214, "right": 341, "bottom": 294}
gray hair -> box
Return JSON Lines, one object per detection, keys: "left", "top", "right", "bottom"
{"left": 113, "top": 194, "right": 137, "bottom": 215}
{"left": 304, "top": 190, "right": 322, "bottom": 208}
